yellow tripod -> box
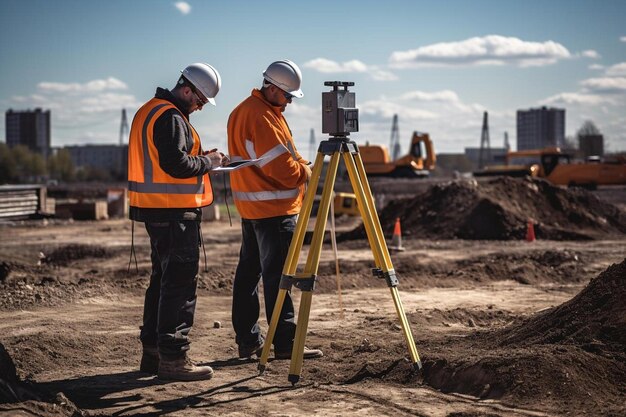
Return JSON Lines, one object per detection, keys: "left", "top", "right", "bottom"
{"left": 258, "top": 136, "right": 422, "bottom": 384}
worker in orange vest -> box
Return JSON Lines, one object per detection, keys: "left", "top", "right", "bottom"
{"left": 128, "top": 63, "right": 228, "bottom": 381}
{"left": 227, "top": 60, "right": 323, "bottom": 360}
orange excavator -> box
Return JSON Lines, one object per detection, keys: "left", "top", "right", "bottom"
{"left": 359, "top": 131, "right": 436, "bottom": 178}
{"left": 474, "top": 147, "right": 626, "bottom": 189}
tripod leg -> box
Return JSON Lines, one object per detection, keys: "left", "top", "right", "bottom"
{"left": 288, "top": 152, "right": 341, "bottom": 384}
{"left": 288, "top": 290, "right": 312, "bottom": 384}
{"left": 342, "top": 151, "right": 422, "bottom": 370}
{"left": 258, "top": 152, "right": 326, "bottom": 373}
{"left": 258, "top": 289, "right": 287, "bottom": 374}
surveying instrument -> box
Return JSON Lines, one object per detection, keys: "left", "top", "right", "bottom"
{"left": 258, "top": 81, "right": 422, "bottom": 384}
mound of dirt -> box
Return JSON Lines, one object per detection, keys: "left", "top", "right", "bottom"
{"left": 339, "top": 177, "right": 626, "bottom": 241}
{"left": 414, "top": 260, "right": 626, "bottom": 416}
{"left": 0, "top": 342, "right": 20, "bottom": 402}
{"left": 42, "top": 244, "right": 113, "bottom": 266}
{"left": 0, "top": 342, "right": 82, "bottom": 416}
{"left": 496, "top": 258, "right": 626, "bottom": 350}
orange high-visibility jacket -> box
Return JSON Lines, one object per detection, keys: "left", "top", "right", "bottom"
{"left": 228, "top": 89, "right": 309, "bottom": 219}
{"left": 128, "top": 98, "right": 213, "bottom": 209}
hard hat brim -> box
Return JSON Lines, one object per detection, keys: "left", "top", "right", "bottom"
{"left": 290, "top": 89, "right": 304, "bottom": 99}
{"left": 263, "top": 72, "right": 304, "bottom": 99}
{"left": 208, "top": 97, "right": 216, "bottom": 106}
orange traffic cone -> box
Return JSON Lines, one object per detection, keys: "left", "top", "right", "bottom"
{"left": 526, "top": 219, "right": 536, "bottom": 242}
{"left": 389, "top": 217, "right": 405, "bottom": 251}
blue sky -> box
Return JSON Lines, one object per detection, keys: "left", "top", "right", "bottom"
{"left": 1, "top": 0, "right": 625, "bottom": 157}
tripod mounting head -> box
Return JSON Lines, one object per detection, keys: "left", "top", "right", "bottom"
{"left": 322, "top": 81, "right": 359, "bottom": 138}
{"left": 324, "top": 81, "right": 354, "bottom": 89}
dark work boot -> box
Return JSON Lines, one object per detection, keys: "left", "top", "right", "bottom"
{"left": 139, "top": 345, "right": 159, "bottom": 374}
{"left": 275, "top": 346, "right": 324, "bottom": 360}
{"left": 238, "top": 342, "right": 263, "bottom": 359}
{"left": 157, "top": 354, "right": 214, "bottom": 381}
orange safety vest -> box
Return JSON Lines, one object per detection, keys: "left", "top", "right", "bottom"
{"left": 228, "top": 89, "right": 308, "bottom": 219}
{"left": 128, "top": 98, "right": 213, "bottom": 209}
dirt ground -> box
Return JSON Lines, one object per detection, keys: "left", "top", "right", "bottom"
{"left": 0, "top": 180, "right": 625, "bottom": 417}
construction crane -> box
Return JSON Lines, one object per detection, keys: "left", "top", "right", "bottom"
{"left": 119, "top": 108, "right": 129, "bottom": 145}
{"left": 478, "top": 111, "right": 491, "bottom": 169}
{"left": 389, "top": 114, "right": 401, "bottom": 161}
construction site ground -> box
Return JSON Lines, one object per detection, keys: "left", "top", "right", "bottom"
{"left": 0, "top": 179, "right": 625, "bottom": 417}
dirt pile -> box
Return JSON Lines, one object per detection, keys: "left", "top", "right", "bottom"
{"left": 417, "top": 259, "right": 626, "bottom": 415}
{"left": 0, "top": 244, "right": 130, "bottom": 311}
{"left": 0, "top": 342, "right": 82, "bottom": 416}
{"left": 340, "top": 177, "right": 626, "bottom": 241}
{"left": 497, "top": 258, "right": 626, "bottom": 350}
{"left": 40, "top": 244, "right": 113, "bottom": 266}
{"left": 0, "top": 342, "right": 20, "bottom": 403}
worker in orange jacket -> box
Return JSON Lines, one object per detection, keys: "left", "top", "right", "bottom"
{"left": 227, "top": 60, "right": 323, "bottom": 360}
{"left": 128, "top": 63, "right": 228, "bottom": 381}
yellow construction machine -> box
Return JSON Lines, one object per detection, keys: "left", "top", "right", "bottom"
{"left": 359, "top": 131, "right": 436, "bottom": 178}
{"left": 333, "top": 192, "right": 359, "bottom": 216}
{"left": 475, "top": 147, "right": 626, "bottom": 189}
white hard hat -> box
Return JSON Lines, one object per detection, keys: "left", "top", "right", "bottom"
{"left": 181, "top": 63, "right": 221, "bottom": 106}
{"left": 263, "top": 59, "right": 303, "bottom": 98}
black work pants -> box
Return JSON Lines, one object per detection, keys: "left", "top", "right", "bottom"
{"left": 140, "top": 221, "right": 200, "bottom": 359}
{"left": 232, "top": 215, "right": 297, "bottom": 352}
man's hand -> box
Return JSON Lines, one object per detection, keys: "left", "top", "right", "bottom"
{"left": 204, "top": 148, "right": 230, "bottom": 167}
{"left": 302, "top": 163, "right": 312, "bottom": 180}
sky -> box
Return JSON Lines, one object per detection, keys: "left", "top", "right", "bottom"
{"left": 1, "top": 0, "right": 625, "bottom": 158}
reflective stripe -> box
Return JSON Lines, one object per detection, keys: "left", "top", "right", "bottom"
{"left": 232, "top": 188, "right": 299, "bottom": 201}
{"left": 257, "top": 143, "right": 288, "bottom": 167}
{"left": 142, "top": 103, "right": 170, "bottom": 182}
{"left": 245, "top": 139, "right": 256, "bottom": 159}
{"left": 286, "top": 141, "right": 297, "bottom": 159}
{"left": 128, "top": 181, "right": 204, "bottom": 194}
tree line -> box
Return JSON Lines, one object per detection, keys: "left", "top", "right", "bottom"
{"left": 0, "top": 144, "right": 123, "bottom": 184}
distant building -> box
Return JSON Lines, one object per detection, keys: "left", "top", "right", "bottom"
{"left": 579, "top": 134, "right": 603, "bottom": 157}
{"left": 65, "top": 144, "right": 128, "bottom": 179}
{"left": 435, "top": 153, "right": 475, "bottom": 176}
{"left": 464, "top": 147, "right": 508, "bottom": 166}
{"left": 516, "top": 106, "right": 565, "bottom": 151}
{"left": 5, "top": 108, "right": 51, "bottom": 159}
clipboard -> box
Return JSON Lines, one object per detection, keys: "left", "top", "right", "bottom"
{"left": 211, "top": 158, "right": 263, "bottom": 172}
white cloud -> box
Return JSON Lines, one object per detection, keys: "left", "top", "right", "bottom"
{"left": 389, "top": 35, "right": 571, "bottom": 68}
{"left": 38, "top": 77, "right": 128, "bottom": 94}
{"left": 350, "top": 89, "right": 509, "bottom": 154}
{"left": 538, "top": 58, "right": 626, "bottom": 150}
{"left": 581, "top": 77, "right": 626, "bottom": 93}
{"left": 303, "top": 58, "right": 397, "bottom": 81}
{"left": 397, "top": 90, "right": 484, "bottom": 114}
{"left": 174, "top": 2, "right": 191, "bottom": 15}
{"left": 589, "top": 64, "right": 605, "bottom": 71}
{"left": 620, "top": 36, "right": 626, "bottom": 42}
{"left": 539, "top": 91, "right": 626, "bottom": 149}
{"left": 370, "top": 69, "right": 398, "bottom": 81}
{"left": 605, "top": 62, "right": 626, "bottom": 77}
{"left": 279, "top": 87, "right": 533, "bottom": 153}
{"left": 304, "top": 58, "right": 368, "bottom": 73}
{"left": 6, "top": 77, "right": 141, "bottom": 146}
{"left": 541, "top": 92, "right": 615, "bottom": 106}
{"left": 360, "top": 98, "right": 439, "bottom": 120}
{"left": 79, "top": 93, "right": 140, "bottom": 113}
{"left": 284, "top": 102, "right": 318, "bottom": 122}
{"left": 580, "top": 50, "right": 600, "bottom": 59}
